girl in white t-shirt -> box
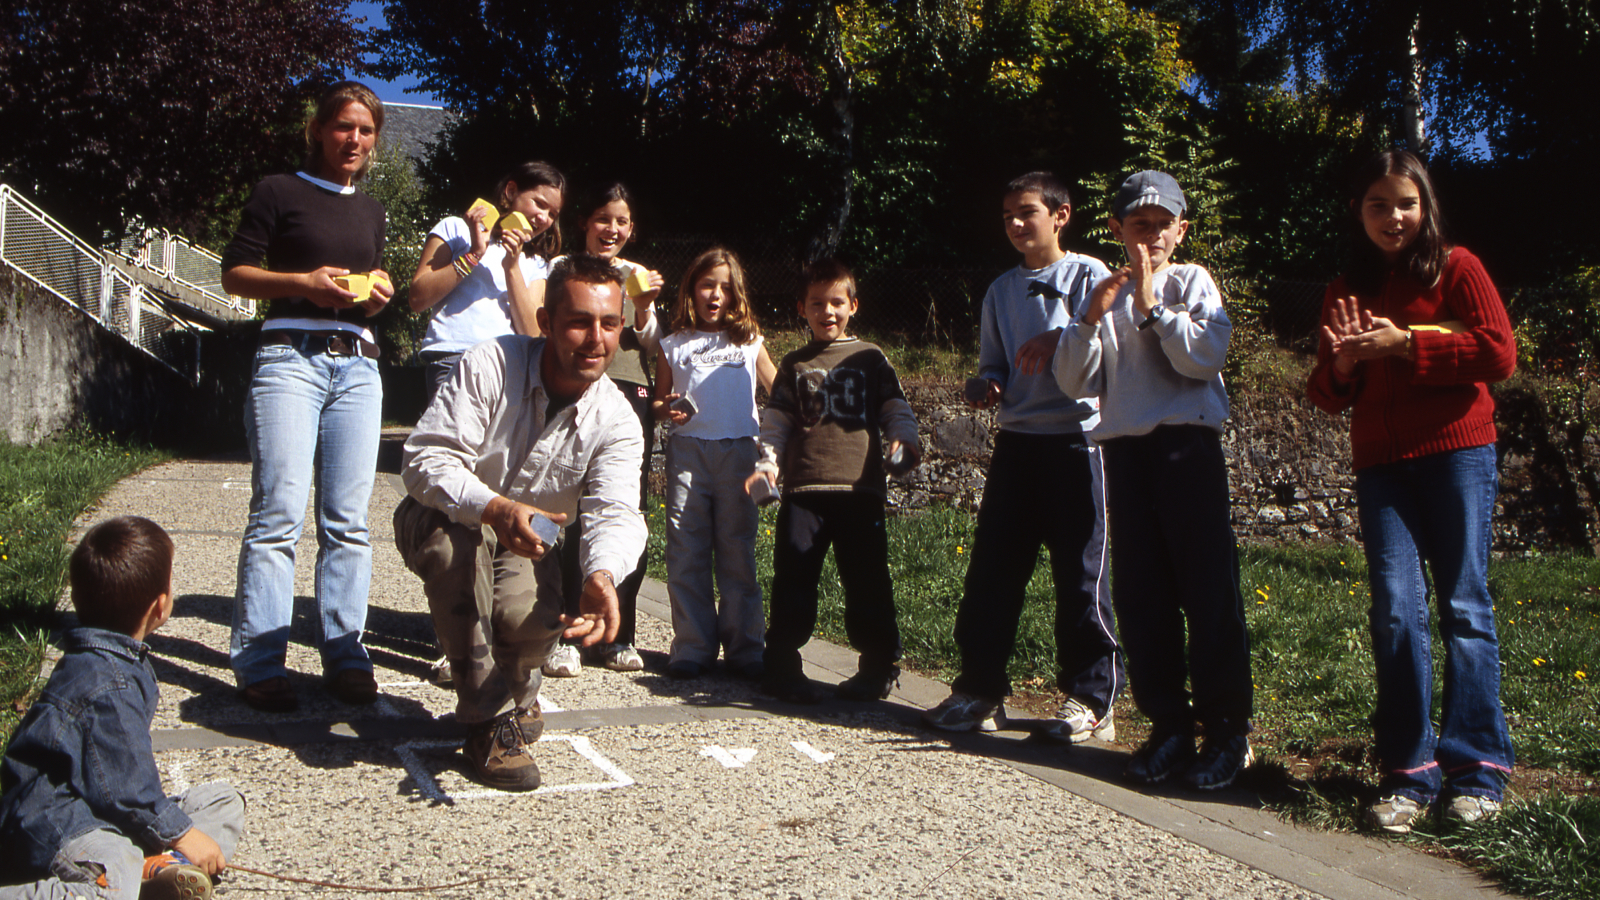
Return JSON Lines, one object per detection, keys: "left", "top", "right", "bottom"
{"left": 652, "top": 247, "right": 777, "bottom": 679}
{"left": 408, "top": 161, "right": 566, "bottom": 405}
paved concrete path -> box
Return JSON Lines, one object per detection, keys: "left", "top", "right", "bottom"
{"left": 64, "top": 435, "right": 1510, "bottom": 898}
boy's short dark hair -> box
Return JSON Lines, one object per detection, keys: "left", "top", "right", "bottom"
{"left": 70, "top": 516, "right": 174, "bottom": 634}
{"left": 800, "top": 258, "right": 857, "bottom": 301}
{"left": 547, "top": 253, "right": 624, "bottom": 316}
{"left": 1006, "top": 171, "right": 1072, "bottom": 212}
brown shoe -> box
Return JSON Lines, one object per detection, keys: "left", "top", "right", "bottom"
{"left": 516, "top": 704, "right": 545, "bottom": 741}
{"left": 325, "top": 668, "right": 378, "bottom": 705}
{"left": 240, "top": 676, "right": 298, "bottom": 713}
{"left": 463, "top": 710, "right": 542, "bottom": 791}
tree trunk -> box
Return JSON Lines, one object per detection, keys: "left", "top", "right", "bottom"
{"left": 1402, "top": 13, "right": 1427, "bottom": 156}
{"left": 806, "top": 10, "right": 854, "bottom": 264}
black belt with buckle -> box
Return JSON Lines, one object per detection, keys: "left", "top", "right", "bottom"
{"left": 261, "top": 330, "right": 381, "bottom": 359}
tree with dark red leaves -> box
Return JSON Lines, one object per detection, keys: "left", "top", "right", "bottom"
{"left": 0, "top": 0, "right": 360, "bottom": 242}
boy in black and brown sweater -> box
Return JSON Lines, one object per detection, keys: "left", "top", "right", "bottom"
{"left": 746, "top": 259, "right": 922, "bottom": 703}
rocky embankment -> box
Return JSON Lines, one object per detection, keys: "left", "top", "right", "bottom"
{"left": 890, "top": 377, "right": 1600, "bottom": 555}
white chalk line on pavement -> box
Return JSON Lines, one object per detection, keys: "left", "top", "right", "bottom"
{"left": 395, "top": 735, "right": 633, "bottom": 802}
{"left": 791, "top": 741, "right": 835, "bottom": 763}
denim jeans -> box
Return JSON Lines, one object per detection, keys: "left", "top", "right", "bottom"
{"left": 1356, "top": 443, "right": 1513, "bottom": 803}
{"left": 231, "top": 336, "right": 382, "bottom": 687}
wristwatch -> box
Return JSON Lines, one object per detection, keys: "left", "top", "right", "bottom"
{"left": 1137, "top": 304, "right": 1165, "bottom": 330}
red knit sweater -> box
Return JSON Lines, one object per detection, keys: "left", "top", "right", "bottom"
{"left": 1307, "top": 247, "right": 1516, "bottom": 470}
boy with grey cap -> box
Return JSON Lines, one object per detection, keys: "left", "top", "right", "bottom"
{"left": 1055, "top": 170, "right": 1254, "bottom": 790}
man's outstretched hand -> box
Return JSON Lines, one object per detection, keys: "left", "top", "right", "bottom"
{"left": 562, "top": 571, "right": 621, "bottom": 647}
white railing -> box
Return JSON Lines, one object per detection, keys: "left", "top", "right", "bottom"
{"left": 112, "top": 227, "right": 254, "bottom": 319}
{"left": 0, "top": 184, "right": 251, "bottom": 378}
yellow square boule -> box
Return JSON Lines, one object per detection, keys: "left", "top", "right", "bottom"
{"left": 624, "top": 267, "right": 653, "bottom": 299}
{"left": 466, "top": 198, "right": 501, "bottom": 232}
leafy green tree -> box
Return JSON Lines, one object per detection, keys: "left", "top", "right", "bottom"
{"left": 0, "top": 0, "right": 361, "bottom": 240}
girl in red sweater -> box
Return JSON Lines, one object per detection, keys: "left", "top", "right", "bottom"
{"left": 1308, "top": 150, "right": 1516, "bottom": 835}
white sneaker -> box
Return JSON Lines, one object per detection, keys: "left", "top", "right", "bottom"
{"left": 1367, "top": 794, "right": 1428, "bottom": 834}
{"left": 921, "top": 692, "right": 1006, "bottom": 732}
{"left": 602, "top": 643, "right": 644, "bottom": 672}
{"left": 1444, "top": 795, "right": 1502, "bottom": 825}
{"left": 542, "top": 644, "right": 582, "bottom": 678}
{"left": 1039, "top": 697, "right": 1115, "bottom": 743}
{"left": 429, "top": 655, "right": 452, "bottom": 687}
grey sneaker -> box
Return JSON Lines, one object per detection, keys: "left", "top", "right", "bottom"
{"left": 601, "top": 643, "right": 645, "bottom": 672}
{"left": 463, "top": 709, "right": 541, "bottom": 791}
{"left": 1444, "top": 795, "right": 1502, "bottom": 825}
{"left": 542, "top": 644, "right": 582, "bottom": 678}
{"left": 1367, "top": 794, "right": 1428, "bottom": 834}
{"left": 922, "top": 692, "right": 1006, "bottom": 732}
{"left": 1040, "top": 697, "right": 1115, "bottom": 744}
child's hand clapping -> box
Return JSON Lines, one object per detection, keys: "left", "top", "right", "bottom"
{"left": 1128, "top": 242, "right": 1159, "bottom": 319}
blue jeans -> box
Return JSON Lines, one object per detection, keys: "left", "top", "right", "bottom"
{"left": 231, "top": 336, "right": 382, "bottom": 687}
{"left": 1356, "top": 444, "right": 1513, "bottom": 803}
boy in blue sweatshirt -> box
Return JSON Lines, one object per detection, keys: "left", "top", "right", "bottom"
{"left": 1, "top": 517, "right": 245, "bottom": 899}
{"left": 1055, "top": 171, "right": 1254, "bottom": 789}
{"left": 922, "top": 172, "right": 1124, "bottom": 741}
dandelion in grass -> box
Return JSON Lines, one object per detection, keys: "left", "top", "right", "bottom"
{"left": 1533, "top": 658, "right": 1546, "bottom": 667}
{"left": 1578, "top": 670, "right": 1589, "bottom": 681}
{"left": 955, "top": 546, "right": 963, "bottom": 555}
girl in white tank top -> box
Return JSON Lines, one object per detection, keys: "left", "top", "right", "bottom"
{"left": 651, "top": 248, "right": 777, "bottom": 676}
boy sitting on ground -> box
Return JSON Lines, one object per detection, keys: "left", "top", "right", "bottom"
{"left": 0, "top": 516, "right": 246, "bottom": 899}
{"left": 749, "top": 258, "right": 922, "bottom": 703}
{"left": 1055, "top": 171, "right": 1255, "bottom": 789}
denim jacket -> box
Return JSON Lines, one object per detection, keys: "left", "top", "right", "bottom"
{"left": 0, "top": 628, "right": 191, "bottom": 874}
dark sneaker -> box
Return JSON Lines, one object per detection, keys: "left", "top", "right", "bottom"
{"left": 730, "top": 660, "right": 765, "bottom": 681}
{"left": 325, "top": 668, "right": 378, "bottom": 705}
{"left": 1124, "top": 730, "right": 1197, "bottom": 784}
{"left": 1367, "top": 794, "right": 1428, "bottom": 834}
{"left": 1184, "top": 733, "right": 1254, "bottom": 790}
{"left": 240, "top": 676, "right": 297, "bottom": 713}
{"left": 835, "top": 665, "right": 900, "bottom": 701}
{"left": 463, "top": 709, "right": 541, "bottom": 791}
{"left": 142, "top": 853, "right": 212, "bottom": 899}
{"left": 666, "top": 659, "right": 705, "bottom": 679}
{"left": 763, "top": 675, "right": 826, "bottom": 704}
{"left": 922, "top": 691, "right": 1006, "bottom": 732}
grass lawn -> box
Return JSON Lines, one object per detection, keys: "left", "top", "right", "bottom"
{"left": 0, "top": 431, "right": 168, "bottom": 749}
{"left": 646, "top": 501, "right": 1600, "bottom": 900}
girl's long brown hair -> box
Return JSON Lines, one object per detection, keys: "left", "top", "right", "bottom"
{"left": 671, "top": 246, "right": 762, "bottom": 345}
{"left": 1346, "top": 149, "right": 1450, "bottom": 294}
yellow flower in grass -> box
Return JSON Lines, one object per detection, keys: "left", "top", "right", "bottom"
{"left": 1577, "top": 670, "right": 1589, "bottom": 681}
{"left": 1533, "top": 657, "right": 1547, "bottom": 667}
{"left": 955, "top": 546, "right": 964, "bottom": 554}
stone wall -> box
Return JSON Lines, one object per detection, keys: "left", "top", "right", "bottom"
{"left": 890, "top": 375, "right": 1600, "bottom": 555}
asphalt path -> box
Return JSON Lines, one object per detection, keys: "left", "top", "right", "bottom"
{"left": 56, "top": 434, "right": 1509, "bottom": 898}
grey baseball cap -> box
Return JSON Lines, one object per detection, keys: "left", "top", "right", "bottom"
{"left": 1112, "top": 171, "right": 1187, "bottom": 219}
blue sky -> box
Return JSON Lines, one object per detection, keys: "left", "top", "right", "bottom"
{"left": 348, "top": 2, "right": 447, "bottom": 107}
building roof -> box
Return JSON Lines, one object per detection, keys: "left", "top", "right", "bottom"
{"left": 383, "top": 103, "right": 456, "bottom": 165}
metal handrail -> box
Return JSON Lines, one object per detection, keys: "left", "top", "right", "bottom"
{"left": 0, "top": 183, "right": 212, "bottom": 378}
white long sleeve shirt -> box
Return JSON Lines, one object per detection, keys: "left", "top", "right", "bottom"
{"left": 1054, "top": 263, "right": 1232, "bottom": 440}
{"left": 401, "top": 334, "right": 646, "bottom": 582}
